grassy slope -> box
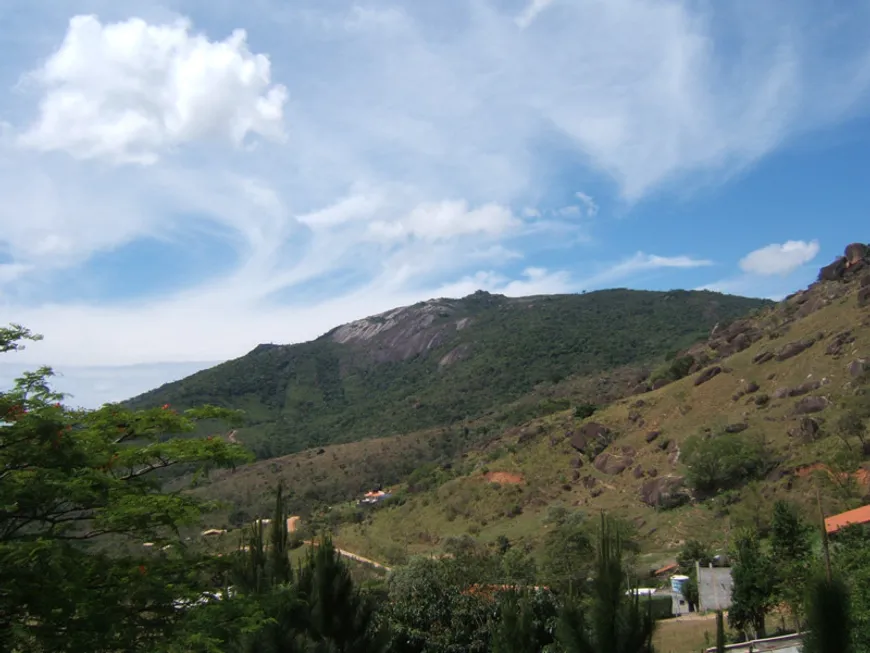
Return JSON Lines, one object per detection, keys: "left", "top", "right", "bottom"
{"left": 331, "top": 281, "right": 870, "bottom": 567}
{"left": 128, "top": 290, "right": 767, "bottom": 458}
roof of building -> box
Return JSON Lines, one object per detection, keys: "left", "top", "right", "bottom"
{"left": 825, "top": 504, "right": 870, "bottom": 534}
{"left": 654, "top": 562, "right": 678, "bottom": 576}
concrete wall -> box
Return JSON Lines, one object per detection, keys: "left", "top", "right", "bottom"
{"left": 696, "top": 563, "right": 733, "bottom": 612}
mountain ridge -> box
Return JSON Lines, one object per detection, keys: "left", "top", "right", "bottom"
{"left": 127, "top": 288, "right": 769, "bottom": 458}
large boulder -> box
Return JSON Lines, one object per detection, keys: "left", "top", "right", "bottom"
{"left": 788, "top": 417, "right": 821, "bottom": 442}
{"left": 753, "top": 351, "right": 775, "bottom": 365}
{"left": 594, "top": 453, "right": 631, "bottom": 475}
{"left": 694, "top": 366, "right": 722, "bottom": 386}
{"left": 818, "top": 257, "right": 847, "bottom": 282}
{"left": 826, "top": 330, "right": 855, "bottom": 356}
{"left": 859, "top": 287, "right": 870, "bottom": 308}
{"left": 789, "top": 380, "right": 822, "bottom": 397}
{"left": 724, "top": 422, "right": 748, "bottom": 434}
{"left": 793, "top": 396, "right": 829, "bottom": 415}
{"left": 569, "top": 422, "right": 614, "bottom": 457}
{"left": 776, "top": 338, "right": 815, "bottom": 362}
{"left": 639, "top": 476, "right": 691, "bottom": 510}
{"left": 845, "top": 243, "right": 869, "bottom": 266}
{"left": 849, "top": 359, "right": 868, "bottom": 379}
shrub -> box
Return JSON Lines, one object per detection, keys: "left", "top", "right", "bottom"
{"left": 683, "top": 432, "right": 773, "bottom": 496}
{"left": 573, "top": 403, "right": 598, "bottom": 419}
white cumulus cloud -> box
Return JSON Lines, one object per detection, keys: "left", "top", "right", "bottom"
{"left": 18, "top": 14, "right": 287, "bottom": 163}
{"left": 739, "top": 240, "right": 820, "bottom": 276}
{"left": 582, "top": 252, "right": 713, "bottom": 288}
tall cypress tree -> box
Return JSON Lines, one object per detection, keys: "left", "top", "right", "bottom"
{"left": 556, "top": 514, "right": 655, "bottom": 653}
{"left": 802, "top": 575, "right": 853, "bottom": 653}
{"left": 715, "top": 610, "right": 725, "bottom": 653}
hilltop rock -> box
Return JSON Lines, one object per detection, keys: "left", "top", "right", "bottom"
{"left": 819, "top": 257, "right": 848, "bottom": 282}
{"left": 639, "top": 476, "right": 691, "bottom": 509}
{"left": 794, "top": 396, "right": 829, "bottom": 415}
{"left": 695, "top": 366, "right": 722, "bottom": 386}
{"left": 846, "top": 243, "right": 869, "bottom": 266}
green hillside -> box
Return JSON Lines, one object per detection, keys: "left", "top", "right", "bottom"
{"left": 127, "top": 289, "right": 769, "bottom": 458}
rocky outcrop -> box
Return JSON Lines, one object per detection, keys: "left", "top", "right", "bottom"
{"left": 569, "top": 423, "right": 614, "bottom": 457}
{"left": 827, "top": 331, "right": 855, "bottom": 356}
{"left": 788, "top": 417, "right": 821, "bottom": 442}
{"left": 639, "top": 476, "right": 691, "bottom": 509}
{"left": 793, "top": 396, "right": 829, "bottom": 415}
{"left": 724, "top": 422, "right": 748, "bottom": 434}
{"left": 776, "top": 338, "right": 815, "bottom": 362}
{"left": 753, "top": 351, "right": 775, "bottom": 365}
{"left": 694, "top": 366, "right": 722, "bottom": 386}
{"left": 849, "top": 359, "right": 868, "bottom": 378}
{"left": 818, "top": 243, "right": 870, "bottom": 282}
{"left": 644, "top": 430, "right": 661, "bottom": 443}
{"left": 594, "top": 453, "right": 632, "bottom": 475}
{"left": 788, "top": 380, "right": 821, "bottom": 397}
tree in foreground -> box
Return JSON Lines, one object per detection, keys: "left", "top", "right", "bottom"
{"left": 0, "top": 324, "right": 252, "bottom": 652}
{"left": 728, "top": 528, "right": 775, "bottom": 640}
{"left": 556, "top": 514, "right": 655, "bottom": 653}
{"left": 802, "top": 575, "right": 853, "bottom": 653}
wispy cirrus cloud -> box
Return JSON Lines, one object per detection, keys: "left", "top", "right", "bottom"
{"left": 0, "top": 0, "right": 869, "bottom": 406}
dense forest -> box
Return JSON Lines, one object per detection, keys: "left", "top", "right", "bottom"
{"left": 126, "top": 290, "right": 768, "bottom": 458}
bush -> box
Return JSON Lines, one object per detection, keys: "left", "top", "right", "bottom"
{"left": 573, "top": 403, "right": 598, "bottom": 419}
{"left": 683, "top": 432, "right": 773, "bottom": 496}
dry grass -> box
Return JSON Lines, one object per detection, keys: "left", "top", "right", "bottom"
{"left": 653, "top": 615, "right": 718, "bottom": 653}
{"left": 333, "top": 281, "right": 870, "bottom": 562}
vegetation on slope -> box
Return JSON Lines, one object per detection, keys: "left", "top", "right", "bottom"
{"left": 127, "top": 289, "right": 769, "bottom": 458}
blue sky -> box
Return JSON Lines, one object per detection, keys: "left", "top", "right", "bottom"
{"left": 1, "top": 0, "right": 869, "bottom": 408}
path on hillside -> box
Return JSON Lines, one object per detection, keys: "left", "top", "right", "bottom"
{"left": 304, "top": 541, "right": 392, "bottom": 572}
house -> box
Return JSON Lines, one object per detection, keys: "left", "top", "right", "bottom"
{"left": 825, "top": 504, "right": 870, "bottom": 534}
{"left": 359, "top": 489, "right": 392, "bottom": 505}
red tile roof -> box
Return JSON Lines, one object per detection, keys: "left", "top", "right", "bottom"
{"left": 654, "top": 563, "right": 678, "bottom": 576}
{"left": 825, "top": 505, "right": 870, "bottom": 534}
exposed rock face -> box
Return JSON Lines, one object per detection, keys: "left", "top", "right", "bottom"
{"left": 788, "top": 417, "right": 821, "bottom": 442}
{"left": 439, "top": 343, "right": 473, "bottom": 367}
{"left": 793, "top": 396, "right": 829, "bottom": 415}
{"left": 776, "top": 338, "right": 815, "bottom": 362}
{"left": 695, "top": 366, "right": 722, "bottom": 386}
{"left": 639, "top": 476, "right": 690, "bottom": 509}
{"left": 846, "top": 243, "right": 869, "bottom": 266}
{"left": 819, "top": 257, "right": 847, "bottom": 282}
{"left": 331, "top": 299, "right": 466, "bottom": 362}
{"left": 569, "top": 423, "right": 613, "bottom": 457}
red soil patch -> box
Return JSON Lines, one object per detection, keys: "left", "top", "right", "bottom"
{"left": 484, "top": 471, "right": 525, "bottom": 485}
{"left": 795, "top": 464, "right": 870, "bottom": 488}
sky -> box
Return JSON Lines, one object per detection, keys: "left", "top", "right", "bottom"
{"left": 1, "top": 0, "right": 870, "bottom": 408}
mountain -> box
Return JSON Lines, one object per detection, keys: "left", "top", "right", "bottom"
{"left": 186, "top": 243, "right": 870, "bottom": 570}
{"left": 310, "top": 243, "right": 870, "bottom": 565}
{"left": 127, "top": 288, "right": 769, "bottom": 458}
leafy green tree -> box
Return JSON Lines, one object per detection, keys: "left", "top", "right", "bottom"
{"left": 682, "top": 433, "right": 772, "bottom": 496}
{"left": 830, "top": 525, "right": 870, "bottom": 653}
{"left": 385, "top": 556, "right": 497, "bottom": 653}
{"left": 802, "top": 575, "right": 853, "bottom": 653}
{"left": 555, "top": 515, "right": 655, "bottom": 653}
{"left": 0, "top": 325, "right": 251, "bottom": 653}
{"left": 676, "top": 539, "right": 713, "bottom": 574}
{"left": 728, "top": 529, "right": 776, "bottom": 639}
{"left": 769, "top": 500, "right": 812, "bottom": 628}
